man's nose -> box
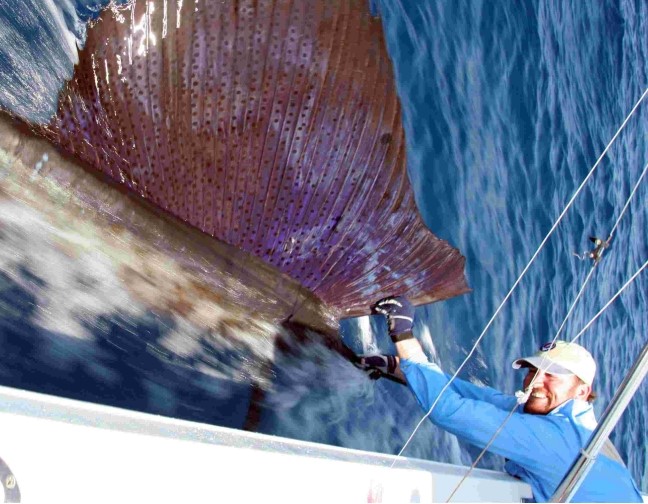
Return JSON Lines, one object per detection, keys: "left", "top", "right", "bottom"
{"left": 530, "top": 370, "right": 548, "bottom": 386}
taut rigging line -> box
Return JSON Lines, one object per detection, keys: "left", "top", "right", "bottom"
{"left": 391, "top": 87, "right": 648, "bottom": 467}
{"left": 446, "top": 257, "right": 648, "bottom": 502}
{"left": 443, "top": 162, "right": 648, "bottom": 502}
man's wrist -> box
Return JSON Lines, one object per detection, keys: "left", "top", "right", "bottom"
{"left": 391, "top": 330, "right": 415, "bottom": 343}
{"left": 394, "top": 337, "right": 427, "bottom": 362}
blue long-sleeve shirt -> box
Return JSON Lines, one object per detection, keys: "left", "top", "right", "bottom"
{"left": 401, "top": 355, "right": 643, "bottom": 502}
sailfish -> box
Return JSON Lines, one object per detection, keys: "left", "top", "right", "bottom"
{"left": 0, "top": 0, "right": 469, "bottom": 429}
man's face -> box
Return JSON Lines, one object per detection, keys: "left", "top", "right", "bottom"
{"left": 522, "top": 366, "right": 589, "bottom": 415}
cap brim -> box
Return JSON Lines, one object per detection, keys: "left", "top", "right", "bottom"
{"left": 512, "top": 356, "right": 573, "bottom": 376}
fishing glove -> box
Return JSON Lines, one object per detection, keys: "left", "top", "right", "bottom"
{"left": 373, "top": 296, "right": 415, "bottom": 342}
{"left": 354, "top": 354, "right": 405, "bottom": 385}
{"left": 355, "top": 354, "right": 398, "bottom": 380}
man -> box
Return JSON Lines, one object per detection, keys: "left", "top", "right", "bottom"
{"left": 361, "top": 296, "right": 642, "bottom": 502}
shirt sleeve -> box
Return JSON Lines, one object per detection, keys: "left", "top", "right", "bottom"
{"left": 446, "top": 374, "right": 518, "bottom": 410}
{"left": 403, "top": 348, "right": 517, "bottom": 410}
{"left": 401, "top": 358, "right": 580, "bottom": 474}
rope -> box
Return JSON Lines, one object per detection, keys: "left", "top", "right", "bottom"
{"left": 445, "top": 257, "right": 647, "bottom": 501}
{"left": 554, "top": 265, "right": 599, "bottom": 340}
{"left": 444, "top": 156, "right": 648, "bottom": 499}
{"left": 608, "top": 161, "right": 648, "bottom": 240}
{"left": 445, "top": 149, "right": 648, "bottom": 498}
{"left": 445, "top": 262, "right": 600, "bottom": 500}
{"left": 571, "top": 259, "right": 648, "bottom": 343}
{"left": 445, "top": 404, "right": 518, "bottom": 502}
{"left": 444, "top": 151, "right": 648, "bottom": 498}
{"left": 390, "top": 87, "right": 648, "bottom": 464}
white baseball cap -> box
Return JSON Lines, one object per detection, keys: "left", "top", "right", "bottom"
{"left": 512, "top": 340, "right": 596, "bottom": 386}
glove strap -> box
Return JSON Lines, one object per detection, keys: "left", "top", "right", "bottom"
{"left": 391, "top": 331, "right": 415, "bottom": 343}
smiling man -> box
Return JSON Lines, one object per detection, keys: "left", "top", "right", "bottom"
{"left": 362, "top": 296, "right": 642, "bottom": 502}
{"left": 514, "top": 341, "right": 596, "bottom": 415}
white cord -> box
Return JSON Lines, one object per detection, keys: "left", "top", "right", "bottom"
{"left": 390, "top": 87, "right": 648, "bottom": 464}
{"left": 445, "top": 262, "right": 600, "bottom": 501}
{"left": 571, "top": 259, "right": 648, "bottom": 343}
{"left": 444, "top": 257, "right": 647, "bottom": 501}
{"left": 608, "top": 161, "right": 648, "bottom": 240}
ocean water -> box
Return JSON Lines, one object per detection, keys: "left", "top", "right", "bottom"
{"left": 0, "top": 0, "right": 646, "bottom": 495}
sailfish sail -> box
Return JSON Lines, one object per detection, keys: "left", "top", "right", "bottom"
{"left": 3, "top": 0, "right": 468, "bottom": 316}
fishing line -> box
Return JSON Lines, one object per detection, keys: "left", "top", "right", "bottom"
{"left": 445, "top": 150, "right": 648, "bottom": 498}
{"left": 445, "top": 263, "right": 600, "bottom": 501}
{"left": 554, "top": 264, "right": 599, "bottom": 340}
{"left": 445, "top": 155, "right": 648, "bottom": 498}
{"left": 571, "top": 259, "right": 648, "bottom": 343}
{"left": 444, "top": 404, "right": 518, "bottom": 502}
{"left": 608, "top": 161, "right": 648, "bottom": 240}
{"left": 444, "top": 151, "right": 648, "bottom": 499}
{"left": 444, "top": 257, "right": 647, "bottom": 502}
{"left": 390, "top": 87, "right": 648, "bottom": 465}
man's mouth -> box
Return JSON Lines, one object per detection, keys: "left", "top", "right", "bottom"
{"left": 530, "top": 392, "right": 547, "bottom": 399}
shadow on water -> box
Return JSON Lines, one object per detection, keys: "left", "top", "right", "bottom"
{"left": 0, "top": 268, "right": 255, "bottom": 429}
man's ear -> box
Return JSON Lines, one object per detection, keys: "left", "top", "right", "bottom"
{"left": 575, "top": 383, "right": 591, "bottom": 401}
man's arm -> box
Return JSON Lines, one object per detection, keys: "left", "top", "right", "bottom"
{"left": 390, "top": 336, "right": 517, "bottom": 410}
{"left": 372, "top": 297, "right": 516, "bottom": 408}
{"left": 400, "top": 357, "right": 578, "bottom": 478}
{"left": 393, "top": 335, "right": 425, "bottom": 360}
{"left": 373, "top": 297, "right": 569, "bottom": 474}
{"left": 441, "top": 372, "right": 517, "bottom": 410}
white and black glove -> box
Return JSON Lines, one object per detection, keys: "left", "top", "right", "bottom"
{"left": 354, "top": 354, "right": 405, "bottom": 385}
{"left": 373, "top": 296, "right": 415, "bottom": 342}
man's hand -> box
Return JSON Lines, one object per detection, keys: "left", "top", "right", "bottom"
{"left": 373, "top": 296, "right": 415, "bottom": 342}
{"left": 355, "top": 354, "right": 406, "bottom": 384}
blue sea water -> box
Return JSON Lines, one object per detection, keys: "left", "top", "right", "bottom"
{"left": 0, "top": 0, "right": 646, "bottom": 495}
